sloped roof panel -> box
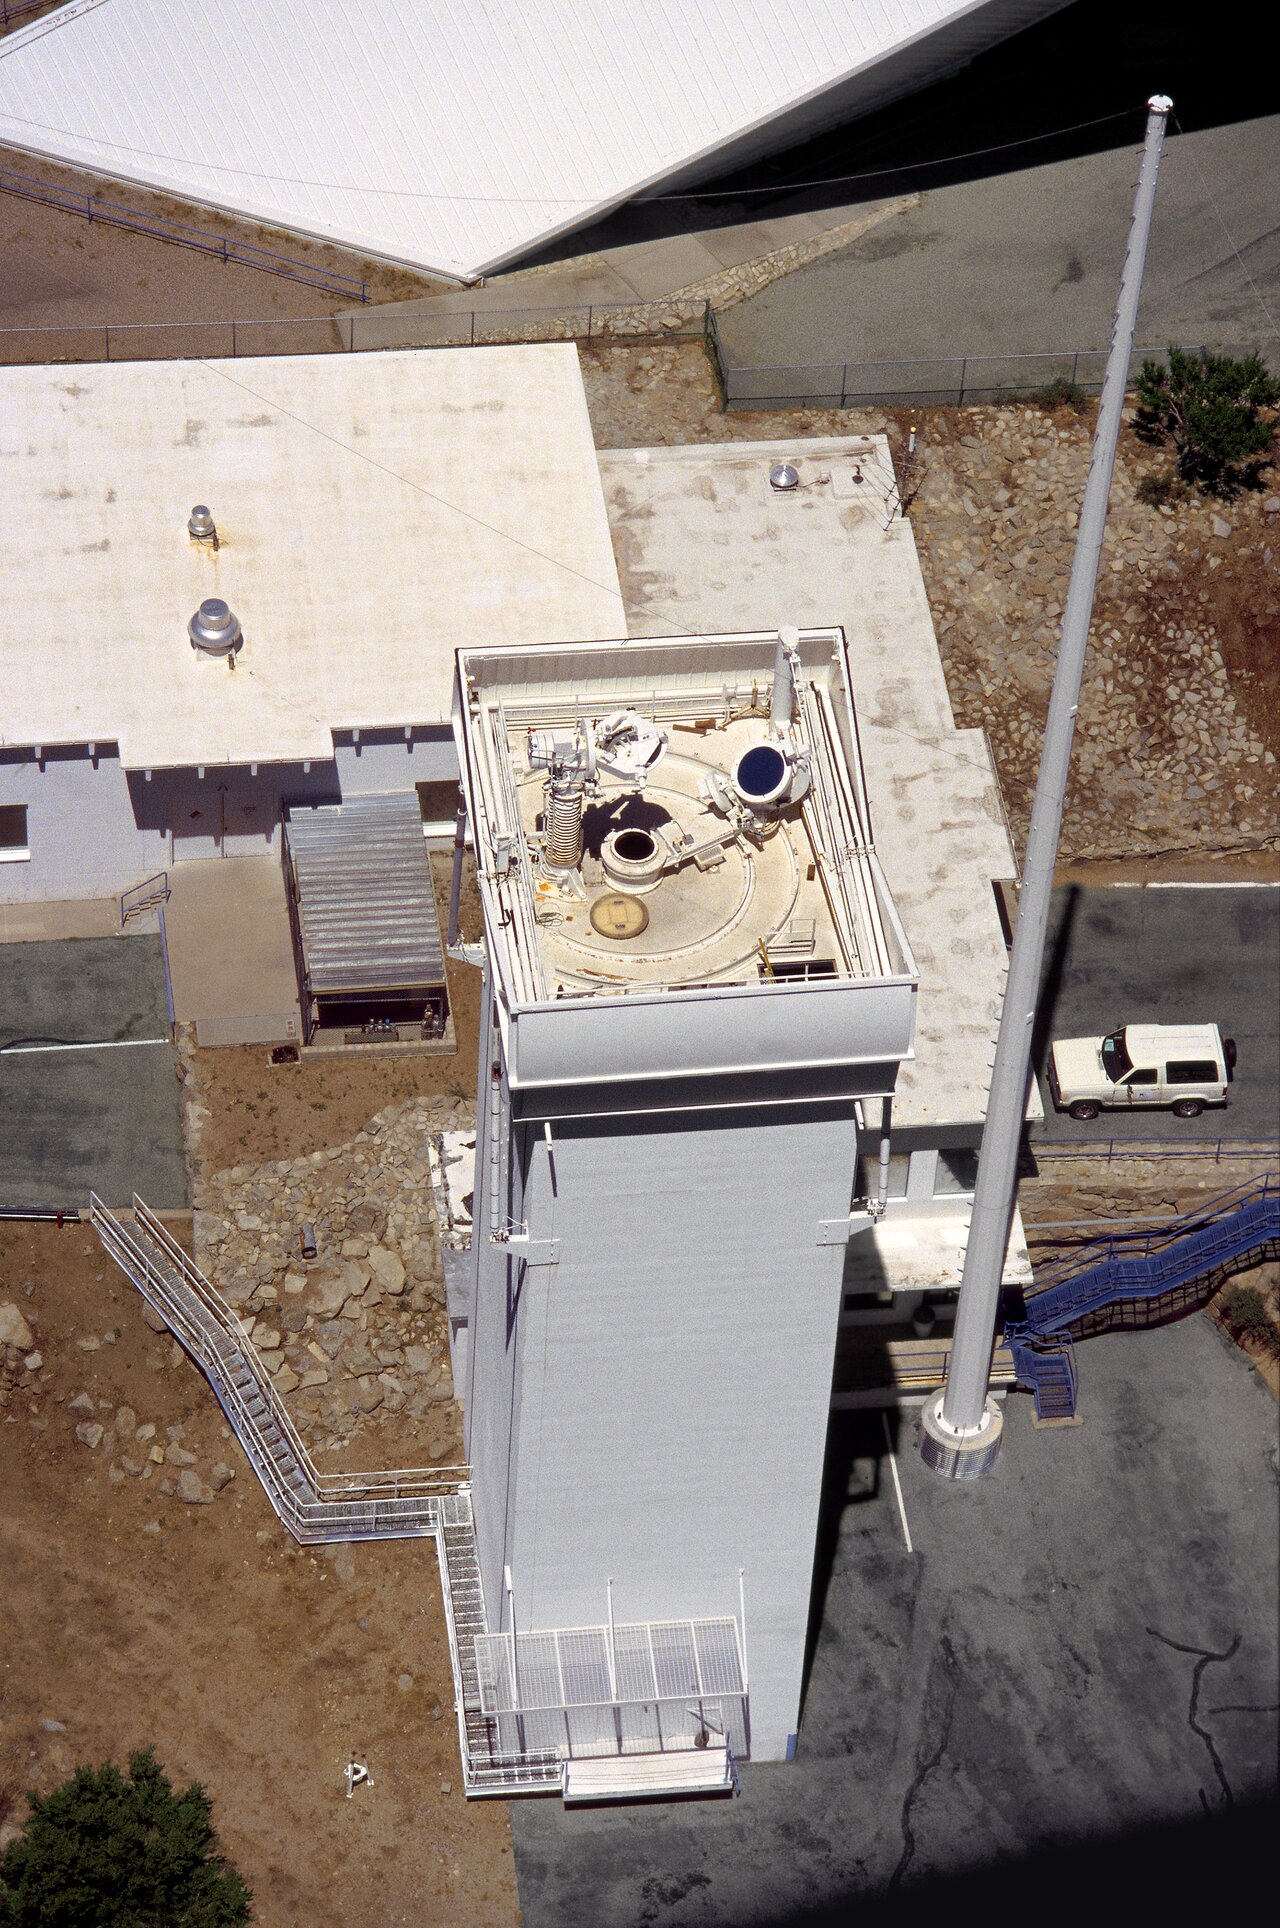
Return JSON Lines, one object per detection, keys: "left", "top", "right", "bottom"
{"left": 0, "top": 1, "right": 1063, "bottom": 282}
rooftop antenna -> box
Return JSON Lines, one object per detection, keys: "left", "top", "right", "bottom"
{"left": 920, "top": 94, "right": 1175, "bottom": 1480}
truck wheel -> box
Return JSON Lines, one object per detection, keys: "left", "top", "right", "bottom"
{"left": 1172, "top": 1099, "right": 1203, "bottom": 1119}
{"left": 1068, "top": 1100, "right": 1101, "bottom": 1121}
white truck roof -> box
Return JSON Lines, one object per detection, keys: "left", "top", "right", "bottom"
{"left": 1124, "top": 1023, "right": 1222, "bottom": 1059}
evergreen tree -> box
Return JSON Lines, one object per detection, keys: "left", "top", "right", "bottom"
{"left": 1135, "top": 346, "right": 1278, "bottom": 495}
{"left": 0, "top": 1748, "right": 251, "bottom": 1926}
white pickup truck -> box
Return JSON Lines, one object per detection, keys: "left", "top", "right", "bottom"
{"left": 1048, "top": 1022, "right": 1236, "bottom": 1121}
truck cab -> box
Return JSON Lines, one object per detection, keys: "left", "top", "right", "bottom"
{"left": 1048, "top": 1022, "right": 1235, "bottom": 1121}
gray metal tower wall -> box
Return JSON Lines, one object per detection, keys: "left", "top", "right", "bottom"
{"left": 475, "top": 1095, "right": 858, "bottom": 1763}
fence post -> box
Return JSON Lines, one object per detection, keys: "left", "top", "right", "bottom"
{"left": 104, "top": 325, "right": 110, "bottom": 362}
{"left": 1072, "top": 352, "right": 1079, "bottom": 389}
{"left": 231, "top": 320, "right": 237, "bottom": 358}
{"left": 958, "top": 357, "right": 967, "bottom": 405}
{"left": 587, "top": 305, "right": 593, "bottom": 340}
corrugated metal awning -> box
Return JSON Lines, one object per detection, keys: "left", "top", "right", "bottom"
{"left": 285, "top": 793, "right": 444, "bottom": 994}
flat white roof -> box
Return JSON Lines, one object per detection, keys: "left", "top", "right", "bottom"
{"left": 598, "top": 436, "right": 1037, "bottom": 1132}
{"left": 0, "top": 344, "right": 624, "bottom": 769}
{"left": 0, "top": 0, "right": 1065, "bottom": 282}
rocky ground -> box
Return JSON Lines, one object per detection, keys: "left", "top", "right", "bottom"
{"left": 187, "top": 1085, "right": 465, "bottom": 1460}
{"left": 579, "top": 339, "right": 1280, "bottom": 868}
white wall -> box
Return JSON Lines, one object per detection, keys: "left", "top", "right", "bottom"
{"left": 470, "top": 1094, "right": 858, "bottom": 1763}
{"left": 0, "top": 729, "right": 457, "bottom": 903}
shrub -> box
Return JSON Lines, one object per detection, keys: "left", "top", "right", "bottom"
{"left": 0, "top": 1748, "right": 251, "bottom": 1926}
{"left": 1028, "top": 379, "right": 1089, "bottom": 413}
{"left": 1135, "top": 346, "right": 1279, "bottom": 496}
{"left": 1135, "top": 473, "right": 1181, "bottom": 507}
{"left": 1221, "top": 1284, "right": 1280, "bottom": 1358}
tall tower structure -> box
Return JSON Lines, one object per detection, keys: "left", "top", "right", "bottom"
{"left": 450, "top": 627, "right": 917, "bottom": 1791}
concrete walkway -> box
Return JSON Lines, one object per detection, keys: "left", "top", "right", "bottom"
{"left": 165, "top": 856, "right": 300, "bottom": 1047}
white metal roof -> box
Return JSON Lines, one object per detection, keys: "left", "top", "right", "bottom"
{"left": 0, "top": 344, "right": 623, "bottom": 769}
{"left": 0, "top": 1, "right": 1066, "bottom": 282}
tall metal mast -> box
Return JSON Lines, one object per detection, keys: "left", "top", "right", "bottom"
{"left": 921, "top": 95, "right": 1174, "bottom": 1479}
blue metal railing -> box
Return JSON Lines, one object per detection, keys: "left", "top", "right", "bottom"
{"left": 1004, "top": 1175, "right": 1279, "bottom": 1418}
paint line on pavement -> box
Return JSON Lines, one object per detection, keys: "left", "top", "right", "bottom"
{"left": 882, "top": 1411, "right": 914, "bottom": 1554}
{"left": 0, "top": 1038, "right": 170, "bottom": 1055}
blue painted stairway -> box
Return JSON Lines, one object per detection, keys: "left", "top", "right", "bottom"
{"left": 1004, "top": 1173, "right": 1279, "bottom": 1420}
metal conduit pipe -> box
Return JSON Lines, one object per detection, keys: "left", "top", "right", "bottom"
{"left": 921, "top": 94, "right": 1175, "bottom": 1480}
{"left": 770, "top": 627, "right": 799, "bottom": 735}
{"left": 875, "top": 1097, "right": 893, "bottom": 1217}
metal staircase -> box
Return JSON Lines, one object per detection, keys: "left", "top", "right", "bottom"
{"left": 119, "top": 870, "right": 170, "bottom": 927}
{"left": 1005, "top": 1174, "right": 1279, "bottom": 1420}
{"left": 89, "top": 1194, "right": 566, "bottom": 1796}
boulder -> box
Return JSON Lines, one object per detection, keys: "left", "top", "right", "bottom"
{"left": 74, "top": 1422, "right": 104, "bottom": 1449}
{"left": 114, "top": 1405, "right": 137, "bottom": 1439}
{"left": 0, "top": 1303, "right": 35, "bottom": 1350}
{"left": 367, "top": 1246, "right": 406, "bottom": 1296}
{"left": 176, "top": 1468, "right": 215, "bottom": 1504}
{"left": 209, "top": 1462, "right": 236, "bottom": 1490}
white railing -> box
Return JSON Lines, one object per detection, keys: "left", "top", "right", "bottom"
{"left": 89, "top": 1194, "right": 467, "bottom": 1541}
{"left": 89, "top": 1192, "right": 569, "bottom": 1797}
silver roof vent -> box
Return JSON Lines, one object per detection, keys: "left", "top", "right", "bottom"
{"left": 768, "top": 461, "right": 799, "bottom": 492}
{"left": 188, "top": 597, "right": 243, "bottom": 658}
{"left": 187, "top": 504, "right": 216, "bottom": 540}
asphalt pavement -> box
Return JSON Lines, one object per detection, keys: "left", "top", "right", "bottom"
{"left": 511, "top": 1310, "right": 1278, "bottom": 1924}
{"left": 719, "top": 114, "right": 1280, "bottom": 374}
{"left": 1031, "top": 885, "right": 1279, "bottom": 1145}
{"left": 0, "top": 935, "right": 187, "bottom": 1210}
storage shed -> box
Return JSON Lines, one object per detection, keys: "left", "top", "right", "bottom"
{"left": 283, "top": 793, "right": 450, "bottom": 1048}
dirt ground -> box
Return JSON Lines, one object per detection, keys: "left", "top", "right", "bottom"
{"left": 188, "top": 856, "right": 483, "bottom": 1175}
{"left": 0, "top": 1223, "right": 518, "bottom": 1927}
{"left": 0, "top": 144, "right": 443, "bottom": 347}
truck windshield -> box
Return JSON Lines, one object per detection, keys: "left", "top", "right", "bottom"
{"left": 1101, "top": 1030, "right": 1133, "bottom": 1081}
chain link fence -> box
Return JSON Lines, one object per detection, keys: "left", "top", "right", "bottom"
{"left": 0, "top": 299, "right": 713, "bottom": 366}
{"left": 711, "top": 339, "right": 1278, "bottom": 409}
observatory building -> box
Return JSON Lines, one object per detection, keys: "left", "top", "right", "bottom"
{"left": 446, "top": 624, "right": 918, "bottom": 1790}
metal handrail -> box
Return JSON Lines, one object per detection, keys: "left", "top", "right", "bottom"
{"left": 1029, "top": 1137, "right": 1278, "bottom": 1164}
{"left": 90, "top": 1194, "right": 467, "bottom": 1536}
{"left": 0, "top": 161, "right": 369, "bottom": 301}
{"left": 119, "top": 869, "right": 169, "bottom": 924}
{"left": 1012, "top": 1180, "right": 1279, "bottom": 1340}
{"left": 1027, "top": 1173, "right": 1277, "bottom": 1295}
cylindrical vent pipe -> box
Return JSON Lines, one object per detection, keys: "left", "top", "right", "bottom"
{"left": 543, "top": 777, "right": 585, "bottom": 867}
{"left": 771, "top": 626, "right": 800, "bottom": 735}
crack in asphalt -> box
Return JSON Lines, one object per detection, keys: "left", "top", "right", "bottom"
{"left": 1147, "top": 1626, "right": 1243, "bottom": 1811}
{"left": 887, "top": 1631, "right": 958, "bottom": 1893}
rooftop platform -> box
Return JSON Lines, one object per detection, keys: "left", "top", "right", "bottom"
{"left": 0, "top": 345, "right": 622, "bottom": 770}
{"left": 454, "top": 628, "right": 918, "bottom": 1097}
{"left": 598, "top": 437, "right": 1039, "bottom": 1133}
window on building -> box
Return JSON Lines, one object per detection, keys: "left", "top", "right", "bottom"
{"left": 0, "top": 804, "right": 29, "bottom": 863}
{"left": 934, "top": 1149, "right": 980, "bottom": 1195}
